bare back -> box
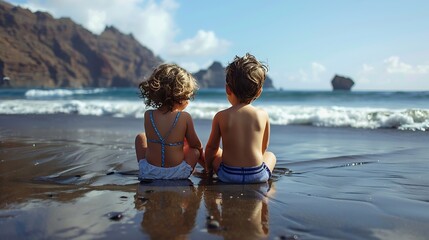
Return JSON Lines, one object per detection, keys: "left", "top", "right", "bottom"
{"left": 144, "top": 110, "right": 200, "bottom": 167}
{"left": 214, "top": 104, "right": 270, "bottom": 167}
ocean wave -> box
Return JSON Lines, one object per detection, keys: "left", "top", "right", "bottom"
{"left": 262, "top": 106, "right": 429, "bottom": 131}
{"left": 0, "top": 100, "right": 428, "bottom": 131}
{"left": 0, "top": 100, "right": 143, "bottom": 118}
{"left": 25, "top": 88, "right": 107, "bottom": 98}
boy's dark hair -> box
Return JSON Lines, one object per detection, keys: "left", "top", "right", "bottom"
{"left": 138, "top": 63, "right": 198, "bottom": 112}
{"left": 226, "top": 53, "right": 268, "bottom": 103}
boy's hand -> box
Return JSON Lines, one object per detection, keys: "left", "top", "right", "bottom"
{"left": 205, "top": 165, "right": 213, "bottom": 178}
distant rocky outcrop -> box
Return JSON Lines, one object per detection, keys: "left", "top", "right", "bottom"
{"left": 0, "top": 76, "right": 11, "bottom": 87}
{"left": 193, "top": 61, "right": 275, "bottom": 89}
{"left": 0, "top": 1, "right": 162, "bottom": 88}
{"left": 331, "top": 74, "right": 354, "bottom": 91}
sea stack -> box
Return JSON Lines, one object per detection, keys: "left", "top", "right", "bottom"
{"left": 331, "top": 75, "right": 354, "bottom": 91}
{"left": 0, "top": 77, "right": 11, "bottom": 87}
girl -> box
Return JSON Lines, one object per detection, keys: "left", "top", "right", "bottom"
{"left": 135, "top": 63, "right": 204, "bottom": 180}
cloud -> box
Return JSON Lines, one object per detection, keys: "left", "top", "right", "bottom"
{"left": 362, "top": 64, "right": 374, "bottom": 73}
{"left": 287, "top": 62, "right": 326, "bottom": 83}
{"left": 168, "top": 30, "right": 231, "bottom": 56}
{"left": 86, "top": 9, "right": 107, "bottom": 33}
{"left": 355, "top": 57, "right": 429, "bottom": 90}
{"left": 384, "top": 56, "right": 429, "bottom": 74}
{"left": 299, "top": 69, "right": 308, "bottom": 81}
{"left": 19, "top": 0, "right": 178, "bottom": 53}
{"left": 15, "top": 0, "right": 230, "bottom": 68}
{"left": 177, "top": 62, "right": 200, "bottom": 73}
{"left": 311, "top": 62, "right": 326, "bottom": 80}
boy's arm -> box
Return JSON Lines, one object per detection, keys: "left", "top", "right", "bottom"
{"left": 205, "top": 113, "right": 221, "bottom": 176}
{"left": 262, "top": 113, "right": 270, "bottom": 153}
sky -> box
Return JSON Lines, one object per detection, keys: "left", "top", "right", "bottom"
{"left": 8, "top": 0, "right": 429, "bottom": 90}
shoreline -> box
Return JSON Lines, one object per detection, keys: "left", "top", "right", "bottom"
{"left": 1, "top": 114, "right": 429, "bottom": 239}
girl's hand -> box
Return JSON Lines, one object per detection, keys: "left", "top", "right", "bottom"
{"left": 198, "top": 147, "right": 205, "bottom": 165}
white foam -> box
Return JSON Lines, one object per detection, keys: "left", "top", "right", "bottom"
{"left": 25, "top": 88, "right": 106, "bottom": 98}
{"left": 262, "top": 105, "right": 429, "bottom": 131}
{"left": 1, "top": 100, "right": 428, "bottom": 131}
{"left": 0, "top": 100, "right": 143, "bottom": 118}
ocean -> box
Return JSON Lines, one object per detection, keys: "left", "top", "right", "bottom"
{"left": 1, "top": 88, "right": 428, "bottom": 131}
{"left": 1, "top": 88, "right": 429, "bottom": 239}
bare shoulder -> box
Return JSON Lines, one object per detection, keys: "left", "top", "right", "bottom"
{"left": 254, "top": 106, "right": 269, "bottom": 119}
{"left": 214, "top": 107, "right": 231, "bottom": 120}
{"left": 180, "top": 111, "right": 191, "bottom": 117}
{"left": 179, "top": 111, "right": 193, "bottom": 121}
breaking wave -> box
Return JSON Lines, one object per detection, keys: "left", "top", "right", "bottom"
{"left": 24, "top": 88, "right": 107, "bottom": 98}
{"left": 1, "top": 100, "right": 428, "bottom": 131}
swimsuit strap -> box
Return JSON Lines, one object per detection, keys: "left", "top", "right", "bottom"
{"left": 147, "top": 110, "right": 184, "bottom": 167}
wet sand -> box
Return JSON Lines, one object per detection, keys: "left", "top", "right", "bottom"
{"left": 1, "top": 114, "right": 429, "bottom": 239}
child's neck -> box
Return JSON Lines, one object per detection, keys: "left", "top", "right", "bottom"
{"left": 228, "top": 94, "right": 251, "bottom": 107}
{"left": 158, "top": 106, "right": 183, "bottom": 113}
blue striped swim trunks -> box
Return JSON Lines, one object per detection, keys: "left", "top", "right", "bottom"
{"left": 217, "top": 162, "right": 271, "bottom": 183}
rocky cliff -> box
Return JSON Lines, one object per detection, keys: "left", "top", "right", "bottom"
{"left": 0, "top": 1, "right": 162, "bottom": 88}
{"left": 0, "top": 1, "right": 277, "bottom": 89}
{"left": 193, "top": 61, "right": 275, "bottom": 89}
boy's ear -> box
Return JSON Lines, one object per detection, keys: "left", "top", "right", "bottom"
{"left": 226, "top": 84, "right": 232, "bottom": 95}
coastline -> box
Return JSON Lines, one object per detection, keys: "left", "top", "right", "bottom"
{"left": 1, "top": 114, "right": 429, "bottom": 239}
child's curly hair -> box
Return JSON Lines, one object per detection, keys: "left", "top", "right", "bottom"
{"left": 226, "top": 53, "right": 268, "bottom": 103}
{"left": 138, "top": 63, "right": 198, "bottom": 112}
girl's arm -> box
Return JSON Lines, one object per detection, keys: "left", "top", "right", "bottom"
{"left": 183, "top": 112, "right": 205, "bottom": 167}
{"left": 184, "top": 112, "right": 203, "bottom": 150}
{"left": 205, "top": 113, "right": 221, "bottom": 175}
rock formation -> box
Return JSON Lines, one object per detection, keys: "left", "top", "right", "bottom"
{"left": 193, "top": 61, "right": 275, "bottom": 89}
{"left": 331, "top": 74, "right": 354, "bottom": 91}
{"left": 0, "top": 76, "right": 11, "bottom": 87}
{"left": 0, "top": 1, "right": 162, "bottom": 88}
{"left": 0, "top": 1, "right": 277, "bottom": 89}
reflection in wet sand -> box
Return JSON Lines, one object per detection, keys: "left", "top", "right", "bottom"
{"left": 203, "top": 182, "right": 275, "bottom": 240}
{"left": 135, "top": 180, "right": 203, "bottom": 239}
{"left": 134, "top": 179, "right": 276, "bottom": 239}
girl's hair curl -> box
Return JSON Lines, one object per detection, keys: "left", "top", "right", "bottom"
{"left": 139, "top": 64, "right": 198, "bottom": 112}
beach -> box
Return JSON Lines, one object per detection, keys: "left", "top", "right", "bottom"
{"left": 2, "top": 0, "right": 429, "bottom": 238}
{"left": 1, "top": 113, "right": 428, "bottom": 239}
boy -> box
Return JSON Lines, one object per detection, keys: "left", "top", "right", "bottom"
{"left": 205, "top": 53, "right": 276, "bottom": 183}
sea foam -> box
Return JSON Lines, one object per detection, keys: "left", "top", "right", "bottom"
{"left": 25, "top": 88, "right": 106, "bottom": 98}
{"left": 1, "top": 99, "right": 428, "bottom": 131}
